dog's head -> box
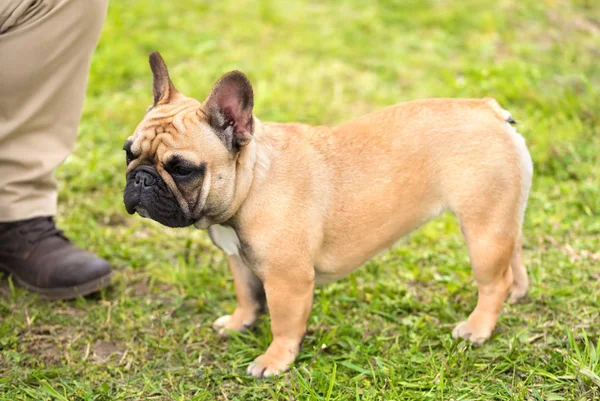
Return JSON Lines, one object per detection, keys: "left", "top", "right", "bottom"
{"left": 123, "top": 51, "right": 254, "bottom": 228}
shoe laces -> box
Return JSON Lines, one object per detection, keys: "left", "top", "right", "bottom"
{"left": 12, "top": 217, "right": 67, "bottom": 245}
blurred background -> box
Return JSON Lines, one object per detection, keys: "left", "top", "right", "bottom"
{"left": 2, "top": 0, "right": 599, "bottom": 399}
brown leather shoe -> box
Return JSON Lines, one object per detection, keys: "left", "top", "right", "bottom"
{"left": 0, "top": 217, "right": 113, "bottom": 300}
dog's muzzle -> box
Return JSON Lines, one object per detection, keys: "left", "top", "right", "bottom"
{"left": 124, "top": 167, "right": 159, "bottom": 215}
{"left": 123, "top": 166, "right": 193, "bottom": 228}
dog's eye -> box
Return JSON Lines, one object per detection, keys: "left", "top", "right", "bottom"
{"left": 172, "top": 165, "right": 193, "bottom": 177}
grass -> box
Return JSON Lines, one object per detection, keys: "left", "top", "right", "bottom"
{"left": 1, "top": 0, "right": 599, "bottom": 399}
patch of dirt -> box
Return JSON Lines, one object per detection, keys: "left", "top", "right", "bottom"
{"left": 22, "top": 325, "right": 74, "bottom": 365}
{"left": 132, "top": 279, "right": 149, "bottom": 297}
{"left": 25, "top": 333, "right": 61, "bottom": 364}
{"left": 92, "top": 340, "right": 124, "bottom": 363}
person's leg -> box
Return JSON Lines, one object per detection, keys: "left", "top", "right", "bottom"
{"left": 0, "top": 0, "right": 113, "bottom": 299}
{"left": 0, "top": 0, "right": 108, "bottom": 218}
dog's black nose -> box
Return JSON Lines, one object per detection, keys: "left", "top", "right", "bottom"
{"left": 134, "top": 170, "right": 157, "bottom": 187}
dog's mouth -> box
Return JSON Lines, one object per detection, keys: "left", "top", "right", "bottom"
{"left": 134, "top": 205, "right": 150, "bottom": 218}
{"left": 135, "top": 205, "right": 195, "bottom": 226}
{"left": 137, "top": 206, "right": 196, "bottom": 227}
{"left": 124, "top": 194, "right": 196, "bottom": 227}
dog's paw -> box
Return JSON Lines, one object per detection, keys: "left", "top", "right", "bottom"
{"left": 212, "top": 315, "right": 248, "bottom": 337}
{"left": 452, "top": 320, "right": 492, "bottom": 345}
{"left": 246, "top": 354, "right": 291, "bottom": 379}
{"left": 508, "top": 286, "right": 528, "bottom": 304}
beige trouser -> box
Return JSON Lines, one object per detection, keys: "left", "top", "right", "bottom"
{"left": 0, "top": 0, "right": 107, "bottom": 222}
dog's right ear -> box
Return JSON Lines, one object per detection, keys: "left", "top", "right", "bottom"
{"left": 149, "top": 51, "right": 178, "bottom": 106}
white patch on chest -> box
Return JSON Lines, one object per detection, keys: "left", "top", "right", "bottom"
{"left": 209, "top": 225, "right": 241, "bottom": 256}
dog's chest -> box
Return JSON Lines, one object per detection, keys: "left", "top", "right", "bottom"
{"left": 208, "top": 225, "right": 241, "bottom": 256}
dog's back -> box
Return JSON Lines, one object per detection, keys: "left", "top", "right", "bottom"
{"left": 295, "top": 99, "right": 531, "bottom": 281}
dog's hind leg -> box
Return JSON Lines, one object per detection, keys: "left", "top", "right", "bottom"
{"left": 509, "top": 232, "right": 528, "bottom": 303}
{"left": 453, "top": 214, "right": 517, "bottom": 344}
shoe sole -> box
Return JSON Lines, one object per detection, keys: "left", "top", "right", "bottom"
{"left": 4, "top": 270, "right": 115, "bottom": 301}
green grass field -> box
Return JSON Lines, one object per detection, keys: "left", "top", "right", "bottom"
{"left": 1, "top": 0, "right": 599, "bottom": 399}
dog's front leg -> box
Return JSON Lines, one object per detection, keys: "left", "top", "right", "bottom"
{"left": 246, "top": 267, "right": 315, "bottom": 378}
{"left": 213, "top": 254, "right": 266, "bottom": 336}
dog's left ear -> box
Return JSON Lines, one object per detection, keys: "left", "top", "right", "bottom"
{"left": 204, "top": 71, "right": 254, "bottom": 151}
{"left": 149, "top": 51, "right": 178, "bottom": 106}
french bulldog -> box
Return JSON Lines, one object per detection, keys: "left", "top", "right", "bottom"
{"left": 123, "top": 51, "right": 533, "bottom": 378}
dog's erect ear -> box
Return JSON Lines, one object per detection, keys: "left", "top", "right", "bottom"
{"left": 204, "top": 71, "right": 254, "bottom": 151}
{"left": 149, "top": 51, "right": 178, "bottom": 106}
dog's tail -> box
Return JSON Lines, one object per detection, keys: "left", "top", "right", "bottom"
{"left": 483, "top": 97, "right": 517, "bottom": 125}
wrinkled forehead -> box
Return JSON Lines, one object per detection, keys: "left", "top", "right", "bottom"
{"left": 126, "top": 98, "right": 220, "bottom": 163}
